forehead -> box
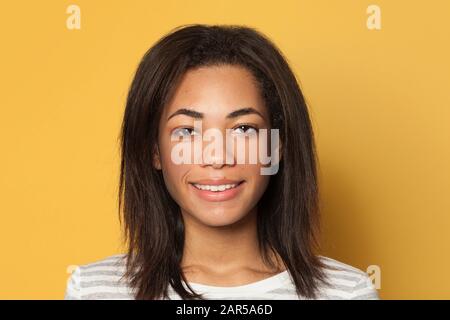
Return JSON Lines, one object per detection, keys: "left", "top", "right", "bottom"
{"left": 163, "top": 64, "right": 268, "bottom": 119}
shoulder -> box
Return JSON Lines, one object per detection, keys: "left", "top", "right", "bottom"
{"left": 64, "top": 253, "right": 135, "bottom": 300}
{"left": 316, "top": 256, "right": 380, "bottom": 300}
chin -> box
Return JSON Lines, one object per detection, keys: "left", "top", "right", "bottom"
{"left": 191, "top": 208, "right": 248, "bottom": 227}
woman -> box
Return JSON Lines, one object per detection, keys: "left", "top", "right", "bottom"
{"left": 64, "top": 24, "right": 379, "bottom": 300}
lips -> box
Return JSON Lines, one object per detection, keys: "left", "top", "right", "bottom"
{"left": 188, "top": 179, "right": 245, "bottom": 202}
{"left": 192, "top": 183, "right": 239, "bottom": 191}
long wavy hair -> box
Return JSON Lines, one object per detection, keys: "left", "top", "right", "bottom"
{"left": 118, "top": 24, "right": 329, "bottom": 299}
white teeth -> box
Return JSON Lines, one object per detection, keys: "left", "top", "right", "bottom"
{"left": 193, "top": 183, "right": 238, "bottom": 192}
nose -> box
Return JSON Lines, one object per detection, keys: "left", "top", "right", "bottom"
{"left": 201, "top": 148, "right": 227, "bottom": 169}
{"left": 200, "top": 133, "right": 235, "bottom": 168}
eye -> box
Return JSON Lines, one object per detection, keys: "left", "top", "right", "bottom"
{"left": 171, "top": 127, "right": 199, "bottom": 138}
{"left": 232, "top": 124, "right": 258, "bottom": 136}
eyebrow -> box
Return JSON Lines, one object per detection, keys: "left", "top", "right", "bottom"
{"left": 167, "top": 108, "right": 203, "bottom": 121}
{"left": 227, "top": 108, "right": 265, "bottom": 120}
{"left": 167, "top": 107, "right": 266, "bottom": 121}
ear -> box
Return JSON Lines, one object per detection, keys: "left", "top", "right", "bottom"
{"left": 270, "top": 130, "right": 282, "bottom": 164}
{"left": 274, "top": 139, "right": 283, "bottom": 164}
{"left": 152, "top": 144, "right": 162, "bottom": 170}
{"left": 277, "top": 140, "right": 283, "bottom": 163}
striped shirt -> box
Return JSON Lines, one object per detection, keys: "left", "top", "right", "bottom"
{"left": 64, "top": 254, "right": 379, "bottom": 300}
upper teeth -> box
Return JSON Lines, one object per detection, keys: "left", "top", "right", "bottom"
{"left": 193, "top": 183, "right": 238, "bottom": 192}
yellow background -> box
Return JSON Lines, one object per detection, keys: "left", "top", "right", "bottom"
{"left": 1, "top": 0, "right": 449, "bottom": 299}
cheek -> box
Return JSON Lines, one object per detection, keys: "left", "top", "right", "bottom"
{"left": 158, "top": 141, "right": 190, "bottom": 200}
{"left": 241, "top": 164, "right": 270, "bottom": 196}
{"left": 253, "top": 171, "right": 270, "bottom": 194}
{"left": 161, "top": 159, "right": 189, "bottom": 192}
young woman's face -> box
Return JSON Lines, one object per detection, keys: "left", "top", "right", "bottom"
{"left": 154, "top": 64, "right": 272, "bottom": 227}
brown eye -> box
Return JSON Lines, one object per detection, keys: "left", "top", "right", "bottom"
{"left": 171, "top": 127, "right": 199, "bottom": 138}
{"left": 232, "top": 125, "right": 258, "bottom": 136}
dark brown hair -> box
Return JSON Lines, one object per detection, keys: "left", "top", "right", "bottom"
{"left": 118, "top": 24, "right": 329, "bottom": 299}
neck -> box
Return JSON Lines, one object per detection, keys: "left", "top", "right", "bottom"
{"left": 180, "top": 207, "right": 284, "bottom": 276}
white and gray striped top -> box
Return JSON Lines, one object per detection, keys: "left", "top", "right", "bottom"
{"left": 64, "top": 254, "right": 379, "bottom": 300}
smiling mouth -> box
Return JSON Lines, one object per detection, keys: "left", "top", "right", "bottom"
{"left": 189, "top": 180, "right": 245, "bottom": 192}
{"left": 191, "top": 182, "right": 243, "bottom": 192}
{"left": 188, "top": 179, "right": 245, "bottom": 202}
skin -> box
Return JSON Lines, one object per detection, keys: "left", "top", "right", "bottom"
{"left": 153, "top": 64, "right": 285, "bottom": 286}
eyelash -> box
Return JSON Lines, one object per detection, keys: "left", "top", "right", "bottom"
{"left": 171, "top": 124, "right": 259, "bottom": 137}
{"left": 231, "top": 124, "right": 259, "bottom": 136}
{"left": 171, "top": 127, "right": 198, "bottom": 137}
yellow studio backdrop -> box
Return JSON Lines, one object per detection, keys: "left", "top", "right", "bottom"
{"left": 0, "top": 0, "right": 449, "bottom": 299}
